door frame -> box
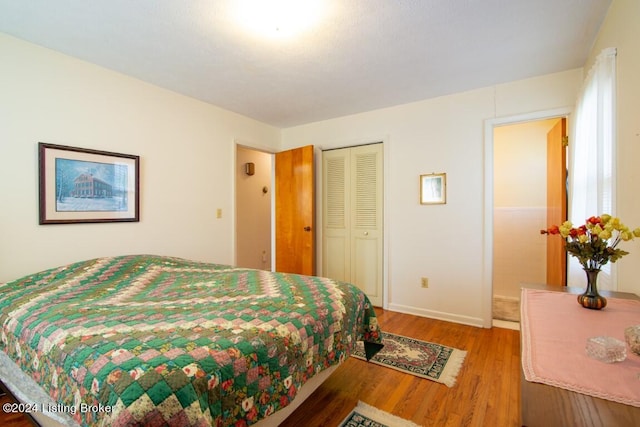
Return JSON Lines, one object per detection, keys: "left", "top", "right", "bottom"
{"left": 482, "top": 107, "right": 572, "bottom": 328}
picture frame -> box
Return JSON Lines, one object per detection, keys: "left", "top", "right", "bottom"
{"left": 39, "top": 143, "right": 140, "bottom": 224}
{"left": 420, "top": 173, "right": 446, "bottom": 205}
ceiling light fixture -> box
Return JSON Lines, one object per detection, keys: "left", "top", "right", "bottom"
{"left": 233, "top": 0, "right": 324, "bottom": 39}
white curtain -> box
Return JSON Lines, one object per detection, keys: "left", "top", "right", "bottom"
{"left": 568, "top": 47, "right": 617, "bottom": 289}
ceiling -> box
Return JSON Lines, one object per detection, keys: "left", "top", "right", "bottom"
{"left": 0, "top": 0, "right": 612, "bottom": 128}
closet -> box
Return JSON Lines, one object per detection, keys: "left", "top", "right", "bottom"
{"left": 322, "top": 143, "right": 383, "bottom": 306}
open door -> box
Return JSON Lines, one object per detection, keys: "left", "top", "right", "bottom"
{"left": 546, "top": 118, "right": 567, "bottom": 286}
{"left": 275, "top": 145, "right": 315, "bottom": 275}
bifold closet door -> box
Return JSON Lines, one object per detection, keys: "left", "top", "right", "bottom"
{"left": 323, "top": 143, "right": 383, "bottom": 306}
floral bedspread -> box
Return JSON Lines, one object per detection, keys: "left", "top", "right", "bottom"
{"left": 0, "top": 255, "right": 382, "bottom": 426}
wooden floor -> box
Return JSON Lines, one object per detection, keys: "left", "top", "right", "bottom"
{"left": 281, "top": 308, "right": 521, "bottom": 427}
{"left": 0, "top": 389, "right": 38, "bottom": 427}
{"left": 0, "top": 309, "right": 521, "bottom": 427}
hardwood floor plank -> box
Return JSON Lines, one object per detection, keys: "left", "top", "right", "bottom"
{"left": 0, "top": 385, "right": 38, "bottom": 427}
{"left": 281, "top": 309, "right": 521, "bottom": 427}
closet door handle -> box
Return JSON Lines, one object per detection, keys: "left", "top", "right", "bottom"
{"left": 304, "top": 226, "right": 311, "bottom": 232}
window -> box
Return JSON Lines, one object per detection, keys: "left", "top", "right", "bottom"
{"left": 568, "top": 47, "right": 617, "bottom": 289}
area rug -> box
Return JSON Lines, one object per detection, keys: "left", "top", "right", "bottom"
{"left": 351, "top": 332, "right": 466, "bottom": 387}
{"left": 338, "top": 401, "right": 421, "bottom": 427}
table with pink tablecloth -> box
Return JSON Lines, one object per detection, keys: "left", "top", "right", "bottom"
{"left": 521, "top": 288, "right": 640, "bottom": 407}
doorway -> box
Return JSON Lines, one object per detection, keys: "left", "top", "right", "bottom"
{"left": 235, "top": 146, "right": 273, "bottom": 270}
{"left": 492, "top": 118, "right": 566, "bottom": 323}
{"left": 235, "top": 145, "right": 316, "bottom": 274}
{"left": 483, "top": 108, "right": 571, "bottom": 328}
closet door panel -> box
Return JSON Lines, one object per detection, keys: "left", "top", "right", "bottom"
{"left": 322, "top": 150, "right": 350, "bottom": 282}
{"left": 350, "top": 144, "right": 383, "bottom": 306}
{"left": 325, "top": 235, "right": 348, "bottom": 282}
{"left": 352, "top": 235, "right": 381, "bottom": 299}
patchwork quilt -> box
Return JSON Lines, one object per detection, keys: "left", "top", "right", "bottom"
{"left": 0, "top": 255, "right": 383, "bottom": 426}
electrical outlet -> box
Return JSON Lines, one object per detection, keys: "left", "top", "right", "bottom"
{"left": 421, "top": 277, "right": 429, "bottom": 288}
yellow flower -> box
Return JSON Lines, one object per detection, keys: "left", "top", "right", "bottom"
{"left": 599, "top": 229, "right": 612, "bottom": 240}
{"left": 634, "top": 228, "right": 640, "bottom": 238}
{"left": 559, "top": 221, "right": 573, "bottom": 237}
{"left": 591, "top": 224, "right": 604, "bottom": 235}
{"left": 621, "top": 231, "right": 634, "bottom": 241}
{"left": 610, "top": 217, "right": 621, "bottom": 228}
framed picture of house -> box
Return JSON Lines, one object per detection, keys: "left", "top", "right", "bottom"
{"left": 39, "top": 143, "right": 140, "bottom": 224}
{"left": 420, "top": 173, "right": 446, "bottom": 204}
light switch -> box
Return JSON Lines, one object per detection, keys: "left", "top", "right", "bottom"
{"left": 216, "top": 208, "right": 222, "bottom": 219}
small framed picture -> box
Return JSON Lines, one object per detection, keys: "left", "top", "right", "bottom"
{"left": 39, "top": 143, "right": 140, "bottom": 224}
{"left": 420, "top": 173, "right": 446, "bottom": 205}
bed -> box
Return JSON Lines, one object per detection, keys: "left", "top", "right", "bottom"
{"left": 0, "top": 255, "right": 383, "bottom": 426}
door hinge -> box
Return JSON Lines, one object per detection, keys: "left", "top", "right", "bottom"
{"left": 562, "top": 136, "right": 569, "bottom": 147}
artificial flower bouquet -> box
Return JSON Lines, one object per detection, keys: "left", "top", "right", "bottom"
{"left": 541, "top": 214, "right": 640, "bottom": 271}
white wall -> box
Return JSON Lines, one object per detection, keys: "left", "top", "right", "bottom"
{"left": 0, "top": 34, "right": 280, "bottom": 283}
{"left": 586, "top": 0, "right": 640, "bottom": 295}
{"left": 282, "top": 70, "right": 582, "bottom": 326}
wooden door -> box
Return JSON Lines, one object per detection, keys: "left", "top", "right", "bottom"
{"left": 546, "top": 118, "right": 567, "bottom": 286}
{"left": 275, "top": 145, "right": 315, "bottom": 275}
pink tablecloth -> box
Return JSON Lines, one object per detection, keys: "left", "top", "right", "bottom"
{"left": 521, "top": 288, "right": 640, "bottom": 407}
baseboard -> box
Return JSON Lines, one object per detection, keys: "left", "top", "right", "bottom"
{"left": 492, "top": 319, "right": 520, "bottom": 331}
{"left": 387, "top": 303, "right": 485, "bottom": 328}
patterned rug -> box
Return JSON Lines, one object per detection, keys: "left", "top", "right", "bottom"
{"left": 351, "top": 332, "right": 467, "bottom": 387}
{"left": 338, "top": 401, "right": 421, "bottom": 427}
